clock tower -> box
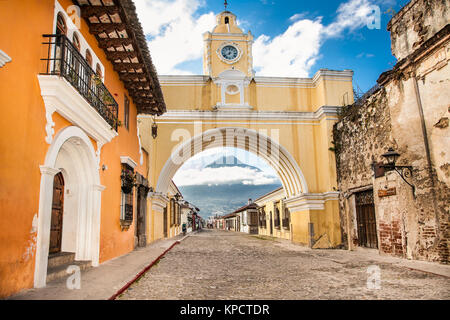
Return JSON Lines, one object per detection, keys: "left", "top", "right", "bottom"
{"left": 203, "top": 9, "right": 254, "bottom": 109}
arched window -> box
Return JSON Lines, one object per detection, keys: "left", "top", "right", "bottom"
{"left": 225, "top": 16, "right": 229, "bottom": 24}
{"left": 170, "top": 198, "right": 175, "bottom": 226}
{"left": 96, "top": 63, "right": 102, "bottom": 78}
{"left": 274, "top": 202, "right": 280, "bottom": 228}
{"left": 72, "top": 33, "right": 81, "bottom": 51}
{"left": 283, "top": 207, "right": 291, "bottom": 230}
{"left": 54, "top": 13, "right": 67, "bottom": 74}
{"left": 56, "top": 13, "right": 67, "bottom": 35}
{"left": 85, "top": 49, "right": 92, "bottom": 68}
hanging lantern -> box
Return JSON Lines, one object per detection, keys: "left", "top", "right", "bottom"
{"left": 152, "top": 117, "right": 158, "bottom": 139}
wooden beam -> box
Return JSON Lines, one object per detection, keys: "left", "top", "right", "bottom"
{"left": 105, "top": 51, "right": 138, "bottom": 60}
{"left": 98, "top": 38, "right": 133, "bottom": 48}
{"left": 81, "top": 6, "right": 120, "bottom": 18}
{"left": 113, "top": 63, "right": 144, "bottom": 72}
{"left": 119, "top": 74, "right": 147, "bottom": 82}
{"left": 89, "top": 23, "right": 127, "bottom": 34}
{"left": 132, "top": 98, "right": 157, "bottom": 105}
{"left": 125, "top": 82, "right": 151, "bottom": 90}
{"left": 128, "top": 89, "right": 153, "bottom": 97}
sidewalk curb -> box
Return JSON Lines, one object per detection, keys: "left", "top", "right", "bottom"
{"left": 108, "top": 240, "right": 180, "bottom": 300}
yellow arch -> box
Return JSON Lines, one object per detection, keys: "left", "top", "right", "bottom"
{"left": 155, "top": 127, "right": 308, "bottom": 198}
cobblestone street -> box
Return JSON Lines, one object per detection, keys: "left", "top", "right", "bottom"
{"left": 118, "top": 230, "right": 450, "bottom": 300}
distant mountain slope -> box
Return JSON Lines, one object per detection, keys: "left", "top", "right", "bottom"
{"left": 178, "top": 183, "right": 282, "bottom": 219}
{"left": 205, "top": 155, "right": 262, "bottom": 172}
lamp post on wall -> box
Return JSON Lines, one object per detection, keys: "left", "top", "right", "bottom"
{"left": 151, "top": 116, "right": 158, "bottom": 139}
{"left": 378, "top": 148, "right": 416, "bottom": 198}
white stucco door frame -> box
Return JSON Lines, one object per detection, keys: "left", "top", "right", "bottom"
{"left": 34, "top": 126, "right": 104, "bottom": 288}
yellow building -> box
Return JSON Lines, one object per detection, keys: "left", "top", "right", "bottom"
{"left": 255, "top": 188, "right": 292, "bottom": 241}
{"left": 0, "top": 0, "right": 165, "bottom": 297}
{"left": 139, "top": 10, "right": 354, "bottom": 249}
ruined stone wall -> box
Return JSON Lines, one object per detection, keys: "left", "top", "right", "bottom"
{"left": 333, "top": 29, "right": 450, "bottom": 263}
{"left": 389, "top": 0, "right": 450, "bottom": 61}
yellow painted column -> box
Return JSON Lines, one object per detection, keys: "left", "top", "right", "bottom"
{"left": 290, "top": 209, "right": 312, "bottom": 246}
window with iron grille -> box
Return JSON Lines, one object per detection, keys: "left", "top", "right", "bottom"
{"left": 170, "top": 198, "right": 175, "bottom": 226}
{"left": 274, "top": 202, "right": 280, "bottom": 228}
{"left": 283, "top": 207, "right": 291, "bottom": 230}
{"left": 259, "top": 207, "right": 267, "bottom": 228}
{"left": 249, "top": 211, "right": 258, "bottom": 226}
{"left": 120, "top": 164, "right": 134, "bottom": 223}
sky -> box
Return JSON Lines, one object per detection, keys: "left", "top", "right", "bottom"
{"left": 135, "top": 0, "right": 411, "bottom": 188}
{"left": 135, "top": 0, "right": 411, "bottom": 93}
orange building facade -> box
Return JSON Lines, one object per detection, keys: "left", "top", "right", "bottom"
{"left": 0, "top": 0, "right": 166, "bottom": 297}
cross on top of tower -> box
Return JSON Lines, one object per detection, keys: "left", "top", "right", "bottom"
{"left": 224, "top": 0, "right": 228, "bottom": 11}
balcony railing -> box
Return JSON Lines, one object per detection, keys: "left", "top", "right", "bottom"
{"left": 41, "top": 34, "right": 119, "bottom": 130}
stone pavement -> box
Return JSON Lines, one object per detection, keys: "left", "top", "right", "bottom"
{"left": 9, "top": 234, "right": 186, "bottom": 300}
{"left": 9, "top": 229, "right": 450, "bottom": 300}
{"left": 118, "top": 230, "right": 450, "bottom": 300}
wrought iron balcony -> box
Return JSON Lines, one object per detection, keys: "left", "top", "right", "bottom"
{"left": 41, "top": 34, "right": 119, "bottom": 130}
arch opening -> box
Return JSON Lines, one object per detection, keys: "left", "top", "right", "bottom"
{"left": 156, "top": 127, "right": 308, "bottom": 198}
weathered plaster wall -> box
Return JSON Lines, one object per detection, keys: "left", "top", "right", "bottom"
{"left": 333, "top": 8, "right": 450, "bottom": 263}
{"left": 388, "top": 0, "right": 450, "bottom": 60}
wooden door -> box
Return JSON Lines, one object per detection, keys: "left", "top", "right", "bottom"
{"left": 163, "top": 207, "right": 168, "bottom": 238}
{"left": 270, "top": 212, "right": 273, "bottom": 235}
{"left": 49, "top": 173, "right": 64, "bottom": 254}
{"left": 356, "top": 190, "right": 378, "bottom": 249}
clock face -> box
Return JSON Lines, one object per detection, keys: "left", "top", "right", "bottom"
{"left": 221, "top": 45, "right": 239, "bottom": 61}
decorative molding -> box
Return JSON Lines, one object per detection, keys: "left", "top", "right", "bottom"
{"left": 38, "top": 75, "right": 118, "bottom": 146}
{"left": 0, "top": 49, "right": 12, "bottom": 68}
{"left": 136, "top": 125, "right": 144, "bottom": 166}
{"left": 157, "top": 69, "right": 353, "bottom": 89}
{"left": 214, "top": 104, "right": 253, "bottom": 111}
{"left": 140, "top": 106, "right": 340, "bottom": 122}
{"left": 213, "top": 69, "right": 250, "bottom": 106}
{"left": 255, "top": 188, "right": 286, "bottom": 206}
{"left": 93, "top": 184, "right": 106, "bottom": 192}
{"left": 39, "top": 165, "right": 60, "bottom": 177}
{"left": 44, "top": 106, "right": 56, "bottom": 144}
{"left": 149, "top": 192, "right": 169, "bottom": 213}
{"left": 96, "top": 142, "right": 104, "bottom": 169}
{"left": 284, "top": 192, "right": 340, "bottom": 212}
{"left": 120, "top": 156, "right": 138, "bottom": 169}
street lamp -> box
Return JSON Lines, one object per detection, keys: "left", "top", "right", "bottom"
{"left": 381, "top": 148, "right": 400, "bottom": 169}
{"left": 151, "top": 116, "right": 158, "bottom": 139}
{"left": 378, "top": 148, "right": 415, "bottom": 198}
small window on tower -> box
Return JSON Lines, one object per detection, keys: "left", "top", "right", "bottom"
{"left": 225, "top": 17, "right": 229, "bottom": 24}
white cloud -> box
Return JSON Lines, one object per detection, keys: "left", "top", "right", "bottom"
{"left": 135, "top": 0, "right": 382, "bottom": 76}
{"left": 172, "top": 147, "right": 280, "bottom": 186}
{"left": 253, "top": 18, "right": 323, "bottom": 77}
{"left": 135, "top": 0, "right": 216, "bottom": 74}
{"left": 173, "top": 166, "right": 279, "bottom": 186}
{"left": 254, "top": 0, "right": 380, "bottom": 77}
